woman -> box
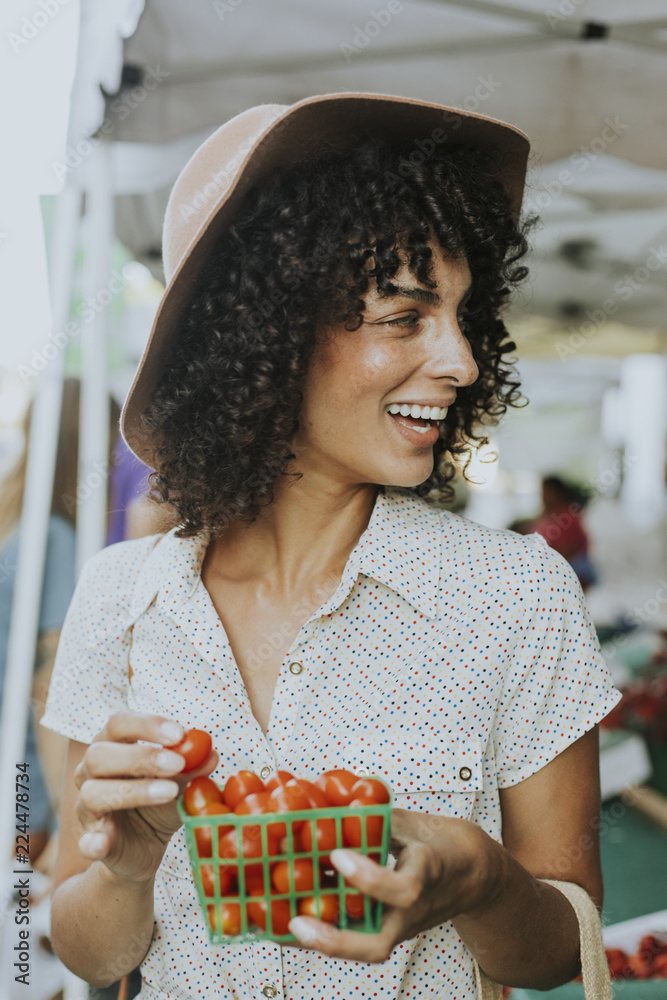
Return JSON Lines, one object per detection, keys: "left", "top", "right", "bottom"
{"left": 41, "top": 94, "right": 621, "bottom": 999}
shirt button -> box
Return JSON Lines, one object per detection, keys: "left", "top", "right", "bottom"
{"left": 356, "top": 768, "right": 370, "bottom": 777}
{"left": 259, "top": 765, "right": 272, "bottom": 781}
{"left": 458, "top": 766, "right": 472, "bottom": 781}
{"left": 288, "top": 661, "right": 304, "bottom": 675}
{"left": 262, "top": 986, "right": 279, "bottom": 999}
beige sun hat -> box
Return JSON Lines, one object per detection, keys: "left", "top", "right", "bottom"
{"left": 120, "top": 91, "right": 531, "bottom": 468}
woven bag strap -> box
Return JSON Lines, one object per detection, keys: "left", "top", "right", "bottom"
{"left": 472, "top": 878, "right": 612, "bottom": 1000}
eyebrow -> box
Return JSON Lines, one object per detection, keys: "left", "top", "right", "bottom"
{"left": 375, "top": 281, "right": 473, "bottom": 306}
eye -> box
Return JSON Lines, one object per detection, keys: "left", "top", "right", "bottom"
{"left": 382, "top": 313, "right": 419, "bottom": 327}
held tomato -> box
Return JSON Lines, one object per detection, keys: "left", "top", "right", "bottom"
{"left": 194, "top": 802, "right": 233, "bottom": 857}
{"left": 342, "top": 800, "right": 384, "bottom": 849}
{"left": 207, "top": 902, "right": 241, "bottom": 935}
{"left": 271, "top": 858, "right": 315, "bottom": 895}
{"left": 298, "top": 894, "right": 339, "bottom": 924}
{"left": 315, "top": 769, "right": 358, "bottom": 806}
{"left": 223, "top": 770, "right": 265, "bottom": 810}
{"left": 246, "top": 888, "right": 292, "bottom": 935}
{"left": 183, "top": 776, "right": 224, "bottom": 815}
{"left": 169, "top": 729, "right": 212, "bottom": 773}
{"left": 349, "top": 778, "right": 390, "bottom": 804}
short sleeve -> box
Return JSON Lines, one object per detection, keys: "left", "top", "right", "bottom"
{"left": 38, "top": 514, "right": 77, "bottom": 634}
{"left": 40, "top": 533, "right": 160, "bottom": 744}
{"left": 494, "top": 532, "right": 622, "bottom": 788}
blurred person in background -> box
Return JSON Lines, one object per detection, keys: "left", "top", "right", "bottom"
{"left": 0, "top": 378, "right": 174, "bottom": 871}
{"left": 527, "top": 475, "right": 597, "bottom": 592}
{"left": 0, "top": 378, "right": 118, "bottom": 865}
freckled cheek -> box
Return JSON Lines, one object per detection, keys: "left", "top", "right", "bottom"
{"left": 354, "top": 345, "right": 404, "bottom": 391}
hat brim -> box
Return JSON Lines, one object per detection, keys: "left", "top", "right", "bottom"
{"left": 121, "top": 91, "right": 530, "bottom": 468}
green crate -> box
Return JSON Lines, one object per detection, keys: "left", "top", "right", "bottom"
{"left": 177, "top": 776, "right": 393, "bottom": 946}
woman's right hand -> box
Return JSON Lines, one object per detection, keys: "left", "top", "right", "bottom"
{"left": 73, "top": 711, "right": 219, "bottom": 885}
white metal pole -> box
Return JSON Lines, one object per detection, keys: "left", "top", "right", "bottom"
{"left": 77, "top": 138, "right": 113, "bottom": 575}
{"left": 0, "top": 186, "right": 80, "bottom": 871}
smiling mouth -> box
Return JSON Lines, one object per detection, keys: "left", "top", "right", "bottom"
{"left": 386, "top": 409, "right": 448, "bottom": 432}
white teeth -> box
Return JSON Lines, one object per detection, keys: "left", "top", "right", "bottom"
{"left": 387, "top": 403, "right": 448, "bottom": 421}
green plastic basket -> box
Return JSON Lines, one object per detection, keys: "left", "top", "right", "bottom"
{"left": 177, "top": 776, "right": 393, "bottom": 945}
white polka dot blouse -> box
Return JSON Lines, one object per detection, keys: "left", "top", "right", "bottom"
{"left": 41, "top": 484, "right": 622, "bottom": 999}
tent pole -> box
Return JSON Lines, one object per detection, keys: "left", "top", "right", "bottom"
{"left": 0, "top": 185, "right": 80, "bottom": 878}
{"left": 77, "top": 138, "right": 113, "bottom": 574}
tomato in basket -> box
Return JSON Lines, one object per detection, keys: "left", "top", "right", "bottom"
{"left": 194, "top": 802, "right": 233, "bottom": 857}
{"left": 207, "top": 902, "right": 241, "bottom": 935}
{"left": 184, "top": 776, "right": 224, "bottom": 815}
{"left": 223, "top": 770, "right": 265, "bottom": 810}
{"left": 246, "top": 889, "right": 292, "bottom": 935}
{"left": 315, "top": 769, "right": 359, "bottom": 806}
{"left": 298, "top": 894, "right": 340, "bottom": 923}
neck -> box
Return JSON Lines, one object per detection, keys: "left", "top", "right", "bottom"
{"left": 204, "top": 475, "right": 382, "bottom": 595}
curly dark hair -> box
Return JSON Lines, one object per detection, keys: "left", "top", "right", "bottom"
{"left": 142, "top": 134, "right": 538, "bottom": 538}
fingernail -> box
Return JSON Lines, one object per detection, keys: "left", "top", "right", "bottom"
{"left": 330, "top": 849, "right": 356, "bottom": 876}
{"left": 148, "top": 780, "right": 178, "bottom": 800}
{"left": 155, "top": 750, "right": 185, "bottom": 772}
{"left": 289, "top": 917, "right": 318, "bottom": 944}
{"left": 161, "top": 722, "right": 184, "bottom": 745}
{"left": 79, "top": 832, "right": 106, "bottom": 856}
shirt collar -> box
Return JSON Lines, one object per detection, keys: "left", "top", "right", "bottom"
{"left": 130, "top": 485, "right": 443, "bottom": 623}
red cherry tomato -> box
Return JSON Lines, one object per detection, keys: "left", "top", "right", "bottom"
{"left": 200, "top": 863, "right": 235, "bottom": 897}
{"left": 218, "top": 826, "right": 279, "bottom": 876}
{"left": 263, "top": 770, "right": 295, "bottom": 793}
{"left": 183, "top": 776, "right": 224, "bottom": 815}
{"left": 168, "top": 729, "right": 212, "bottom": 773}
{"left": 349, "top": 778, "right": 390, "bottom": 804}
{"left": 298, "top": 894, "right": 339, "bottom": 923}
{"left": 315, "top": 769, "right": 358, "bottom": 806}
{"left": 223, "top": 770, "right": 265, "bottom": 810}
{"left": 267, "top": 781, "right": 312, "bottom": 838}
{"left": 651, "top": 954, "right": 667, "bottom": 977}
{"left": 290, "top": 778, "right": 330, "bottom": 809}
{"left": 279, "top": 827, "right": 305, "bottom": 854}
{"left": 246, "top": 889, "right": 292, "bottom": 935}
{"left": 194, "top": 802, "right": 233, "bottom": 857}
{"left": 207, "top": 902, "right": 241, "bottom": 935}
{"left": 244, "top": 869, "right": 267, "bottom": 895}
{"left": 271, "top": 858, "right": 315, "bottom": 895}
{"left": 344, "top": 890, "right": 367, "bottom": 921}
{"left": 342, "top": 800, "right": 384, "bottom": 849}
{"left": 234, "top": 791, "right": 283, "bottom": 839}
{"left": 300, "top": 815, "right": 338, "bottom": 864}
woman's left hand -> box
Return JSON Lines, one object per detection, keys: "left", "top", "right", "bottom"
{"left": 287, "top": 807, "right": 504, "bottom": 963}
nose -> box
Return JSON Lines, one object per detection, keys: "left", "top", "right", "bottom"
{"left": 424, "top": 314, "right": 479, "bottom": 387}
